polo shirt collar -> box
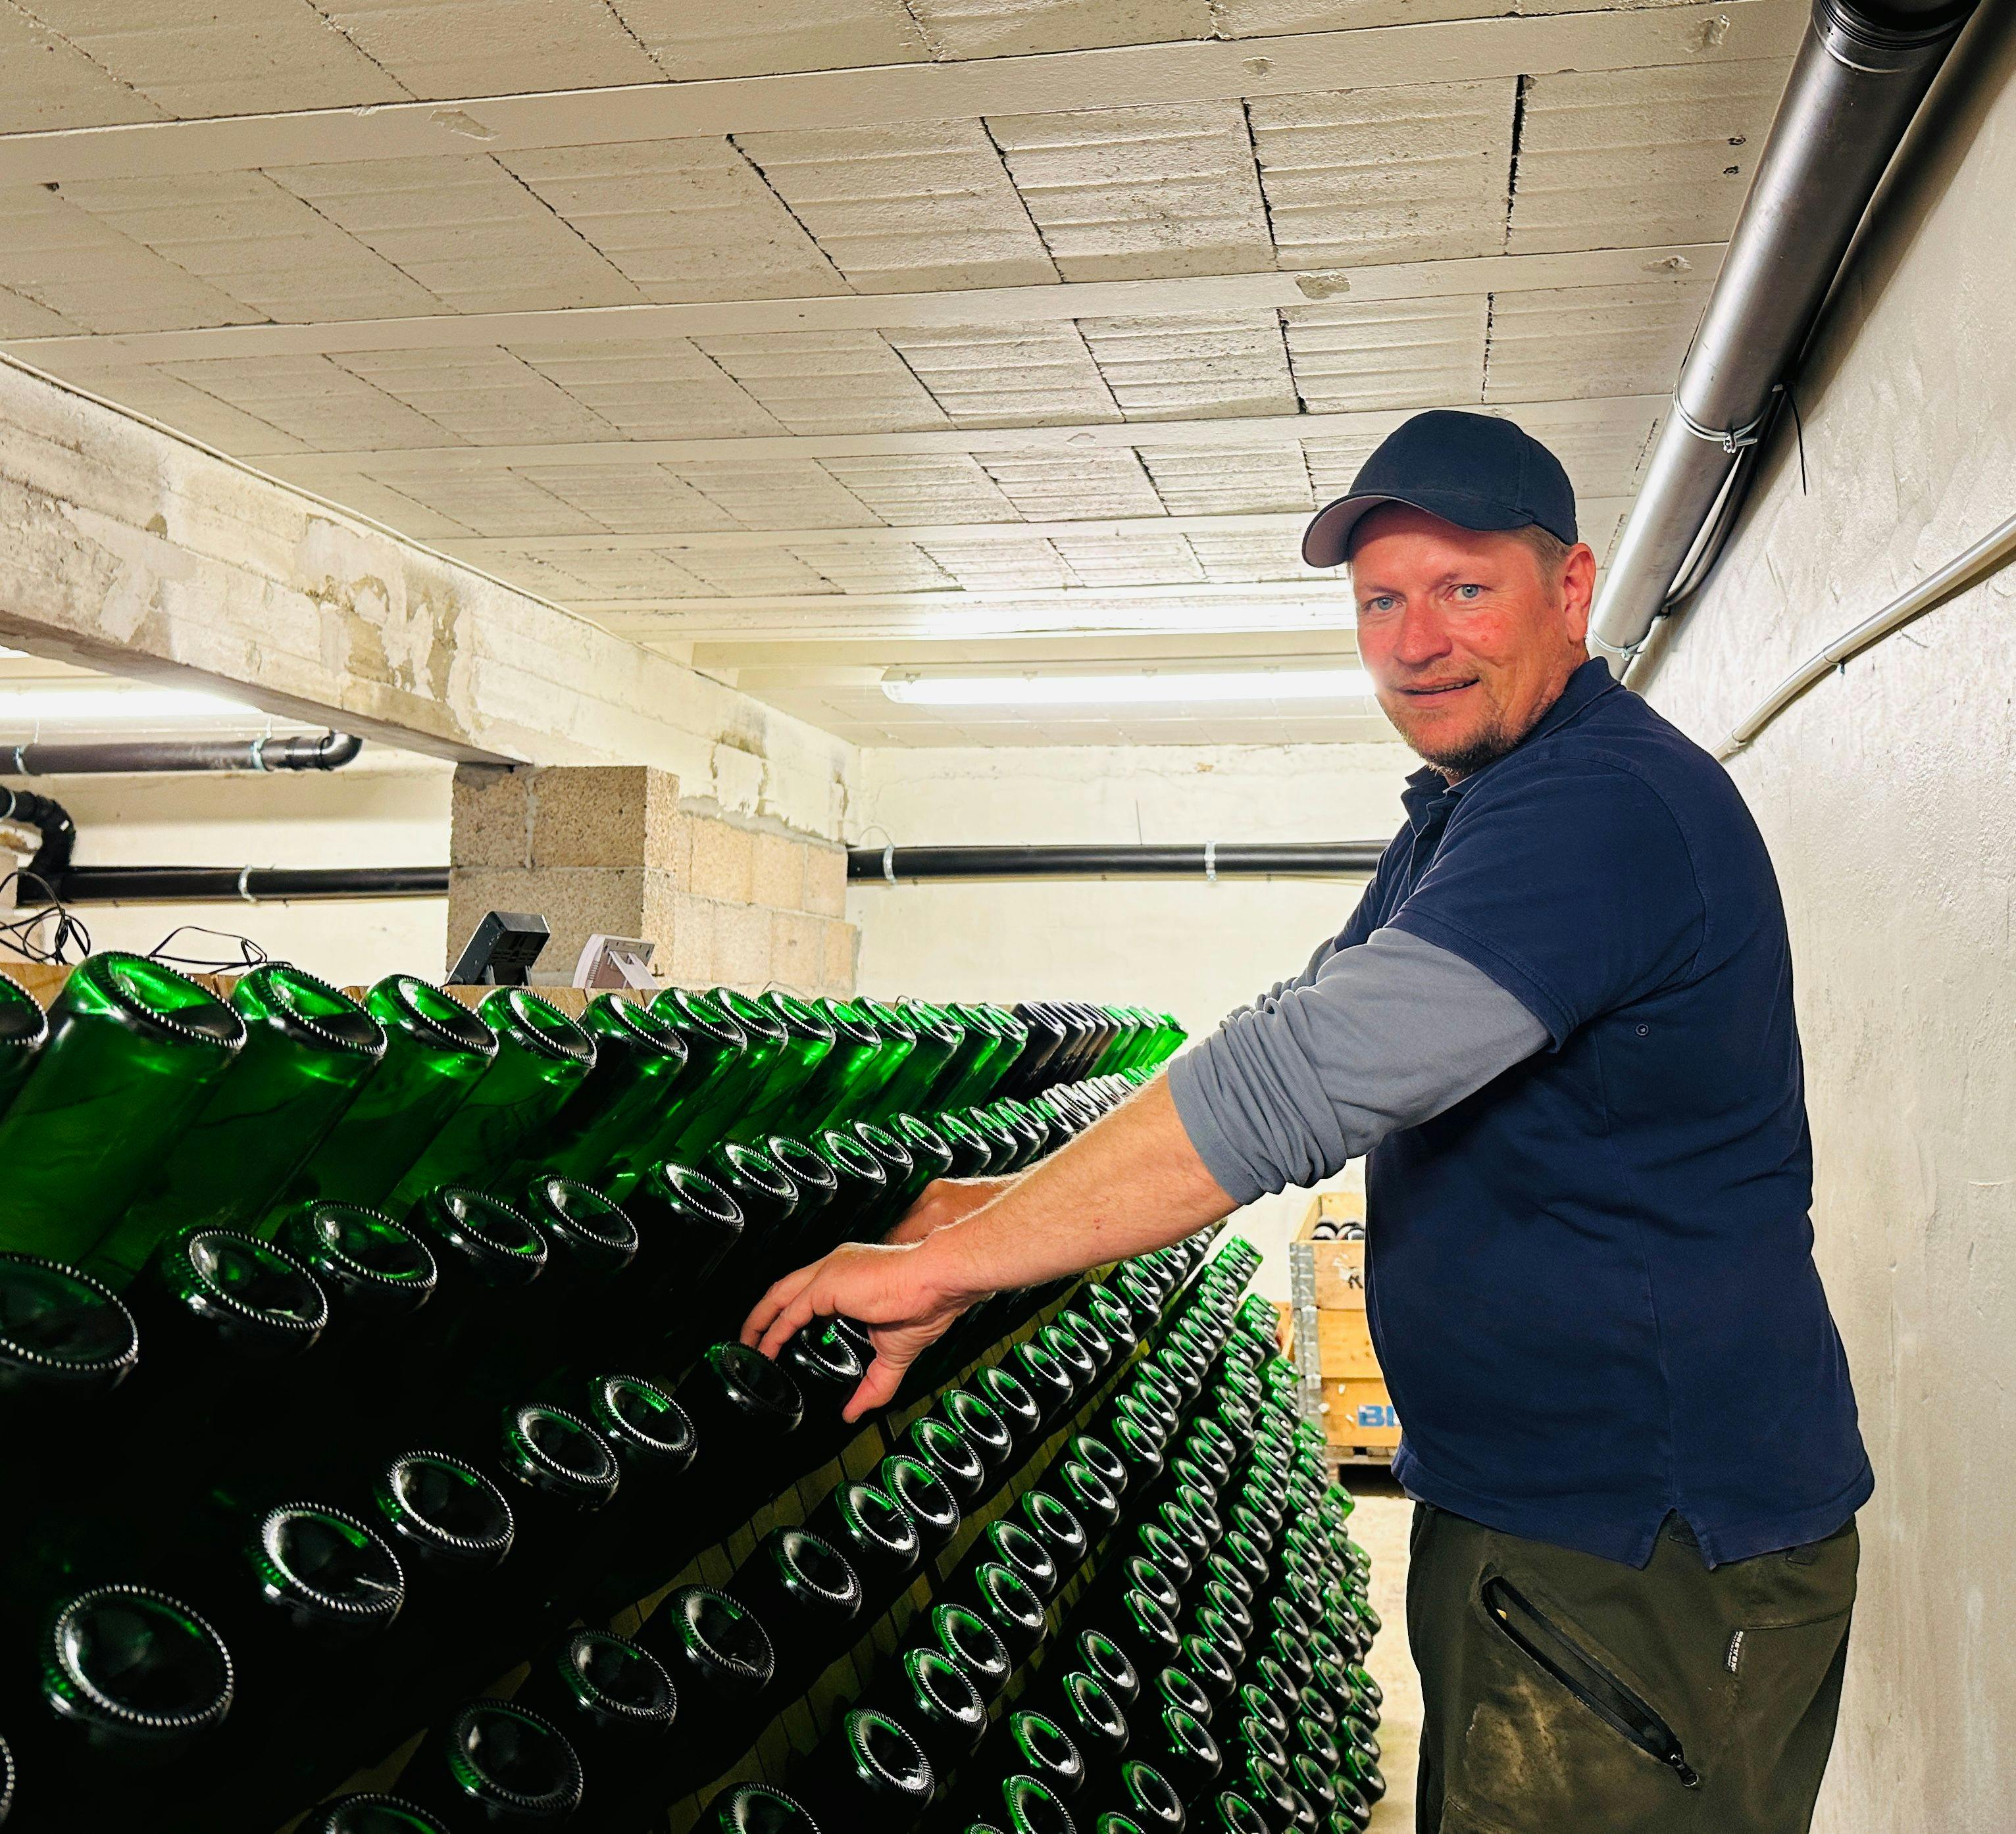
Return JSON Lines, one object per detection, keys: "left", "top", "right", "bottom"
{"left": 1400, "top": 657, "right": 1619, "bottom": 824}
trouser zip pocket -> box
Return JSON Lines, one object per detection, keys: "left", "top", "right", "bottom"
{"left": 1480, "top": 1574, "right": 1703, "bottom": 1790}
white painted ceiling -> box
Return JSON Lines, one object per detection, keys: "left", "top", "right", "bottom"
{"left": 0, "top": 0, "right": 1799, "bottom": 747}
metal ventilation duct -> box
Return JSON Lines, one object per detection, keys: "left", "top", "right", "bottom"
{"left": 1589, "top": 0, "right": 1978, "bottom": 672}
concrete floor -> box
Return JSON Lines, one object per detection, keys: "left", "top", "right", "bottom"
{"left": 1344, "top": 1468, "right": 1421, "bottom": 1833}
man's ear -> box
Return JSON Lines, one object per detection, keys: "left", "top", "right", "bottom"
{"left": 1561, "top": 543, "right": 1597, "bottom": 643}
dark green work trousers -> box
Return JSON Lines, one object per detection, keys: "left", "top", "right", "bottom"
{"left": 1408, "top": 1502, "right": 1858, "bottom": 1834}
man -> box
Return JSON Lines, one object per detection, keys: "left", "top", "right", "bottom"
{"left": 743, "top": 409, "right": 1871, "bottom": 1833}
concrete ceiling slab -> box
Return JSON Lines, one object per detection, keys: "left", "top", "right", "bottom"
{"left": 736, "top": 120, "right": 1057, "bottom": 292}
{"left": 1249, "top": 80, "right": 1518, "bottom": 268}
{"left": 21, "top": 1, "right": 403, "bottom": 119}
{"left": 503, "top": 139, "right": 853, "bottom": 301}
{"left": 692, "top": 329, "right": 949, "bottom": 434}
{"left": 986, "top": 101, "right": 1275, "bottom": 280}
{"left": 1484, "top": 275, "right": 1711, "bottom": 402}
{"left": 1511, "top": 59, "right": 1790, "bottom": 255}
{"left": 508, "top": 339, "right": 786, "bottom": 440}
{"left": 0, "top": 1, "right": 1798, "bottom": 749}
{"left": 884, "top": 322, "right": 1122, "bottom": 427}
{"left": 1076, "top": 311, "right": 1299, "bottom": 420}
{"left": 1284, "top": 296, "right": 1489, "bottom": 413}
{"left": 269, "top": 157, "right": 646, "bottom": 314}
{"left": 611, "top": 0, "right": 933, "bottom": 81}
{"left": 906, "top": 0, "right": 1220, "bottom": 60}
{"left": 322, "top": 0, "right": 665, "bottom": 101}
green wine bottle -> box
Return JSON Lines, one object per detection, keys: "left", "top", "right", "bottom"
{"left": 0, "top": 967, "right": 49, "bottom": 1115}
{"left": 391, "top": 989, "right": 595, "bottom": 1207}
{"left": 790, "top": 998, "right": 884, "bottom": 1135}
{"left": 647, "top": 987, "right": 753, "bottom": 1159}
{"left": 93, "top": 963, "right": 387, "bottom": 1278}
{"left": 854, "top": 998, "right": 918, "bottom": 1123}
{"left": 519, "top": 994, "right": 690, "bottom": 1195}
{"left": 724, "top": 991, "right": 832, "bottom": 1143}
{"left": 0, "top": 953, "right": 246, "bottom": 1266}
{"left": 903, "top": 999, "right": 974, "bottom": 1112}
{"left": 876, "top": 1000, "right": 961, "bottom": 1121}
{"left": 285, "top": 976, "right": 496, "bottom": 1212}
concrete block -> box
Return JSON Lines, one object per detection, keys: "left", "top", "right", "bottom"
{"left": 450, "top": 764, "right": 532, "bottom": 868}
{"left": 822, "top": 918, "right": 859, "bottom": 996}
{"left": 661, "top": 891, "right": 718, "bottom": 989}
{"left": 771, "top": 910, "right": 824, "bottom": 994}
{"left": 447, "top": 863, "right": 648, "bottom": 981}
{"left": 751, "top": 831, "right": 808, "bottom": 912}
{"left": 713, "top": 901, "right": 775, "bottom": 989}
{"left": 804, "top": 843, "right": 848, "bottom": 917}
{"left": 687, "top": 816, "right": 755, "bottom": 903}
{"left": 528, "top": 764, "right": 682, "bottom": 870}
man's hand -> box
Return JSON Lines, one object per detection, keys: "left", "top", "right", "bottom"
{"left": 884, "top": 1174, "right": 1015, "bottom": 1245}
{"left": 741, "top": 1238, "right": 975, "bottom": 1422}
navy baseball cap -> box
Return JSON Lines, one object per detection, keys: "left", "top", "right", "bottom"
{"left": 1302, "top": 410, "right": 1577, "bottom": 567}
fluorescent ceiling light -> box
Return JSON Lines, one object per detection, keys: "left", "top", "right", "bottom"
{"left": 0, "top": 686, "right": 265, "bottom": 724}
{"left": 882, "top": 668, "right": 1374, "bottom": 707}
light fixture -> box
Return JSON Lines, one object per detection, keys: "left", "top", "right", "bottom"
{"left": 0, "top": 685, "right": 266, "bottom": 724}
{"left": 881, "top": 668, "right": 1374, "bottom": 707}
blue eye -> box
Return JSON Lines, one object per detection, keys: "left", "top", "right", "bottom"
{"left": 1454, "top": 583, "right": 1483, "bottom": 601}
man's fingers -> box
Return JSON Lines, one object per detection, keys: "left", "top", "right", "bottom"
{"left": 742, "top": 1263, "right": 817, "bottom": 1353}
{"left": 844, "top": 1351, "right": 909, "bottom": 1423}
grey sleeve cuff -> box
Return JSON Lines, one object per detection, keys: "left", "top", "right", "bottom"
{"left": 1167, "top": 926, "right": 1551, "bottom": 1203}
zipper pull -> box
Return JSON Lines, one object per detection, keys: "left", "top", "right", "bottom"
{"left": 1665, "top": 1751, "right": 1703, "bottom": 1790}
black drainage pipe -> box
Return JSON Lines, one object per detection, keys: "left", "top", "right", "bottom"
{"left": 847, "top": 842, "right": 1385, "bottom": 882}
{"left": 51, "top": 864, "right": 449, "bottom": 905}
{"left": 1, "top": 731, "right": 364, "bottom": 776}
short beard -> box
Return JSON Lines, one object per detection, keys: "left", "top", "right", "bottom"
{"left": 1405, "top": 716, "right": 1521, "bottom": 782}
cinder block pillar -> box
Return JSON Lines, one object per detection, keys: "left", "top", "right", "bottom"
{"left": 448, "top": 764, "right": 857, "bottom": 997}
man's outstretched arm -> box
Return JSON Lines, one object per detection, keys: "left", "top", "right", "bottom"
{"left": 742, "top": 926, "right": 1548, "bottom": 1418}
{"left": 740, "top": 1076, "right": 1234, "bottom": 1419}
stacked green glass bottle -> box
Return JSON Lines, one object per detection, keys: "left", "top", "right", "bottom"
{"left": 0, "top": 949, "right": 1197, "bottom": 1834}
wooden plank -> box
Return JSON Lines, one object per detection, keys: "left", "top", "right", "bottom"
{"left": 1317, "top": 1307, "right": 1381, "bottom": 1379}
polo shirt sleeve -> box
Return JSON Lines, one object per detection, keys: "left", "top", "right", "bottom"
{"left": 1384, "top": 758, "right": 1707, "bottom": 1046}
{"left": 1169, "top": 926, "right": 1550, "bottom": 1204}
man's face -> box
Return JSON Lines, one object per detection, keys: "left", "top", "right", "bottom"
{"left": 1349, "top": 503, "right": 1596, "bottom": 779}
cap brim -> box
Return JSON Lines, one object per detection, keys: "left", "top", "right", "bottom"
{"left": 1301, "top": 491, "right": 1535, "bottom": 568}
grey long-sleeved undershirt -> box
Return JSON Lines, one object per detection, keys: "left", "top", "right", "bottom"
{"left": 1165, "top": 926, "right": 1549, "bottom": 1206}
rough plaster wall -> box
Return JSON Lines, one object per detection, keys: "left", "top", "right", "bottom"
{"left": 0, "top": 753, "right": 452, "bottom": 985}
{"left": 847, "top": 739, "right": 1415, "bottom": 1299}
{"left": 0, "top": 355, "right": 855, "bottom": 837}
{"left": 1633, "top": 15, "right": 2016, "bottom": 1829}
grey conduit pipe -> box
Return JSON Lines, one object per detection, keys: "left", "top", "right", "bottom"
{"left": 1589, "top": 0, "right": 1977, "bottom": 673}
{"left": 0, "top": 731, "right": 363, "bottom": 776}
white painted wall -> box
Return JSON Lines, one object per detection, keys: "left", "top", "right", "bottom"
{"left": 1630, "top": 18, "right": 2016, "bottom": 1831}
{"left": 847, "top": 739, "right": 1415, "bottom": 1299}
{"left": 2, "top": 750, "right": 453, "bottom": 988}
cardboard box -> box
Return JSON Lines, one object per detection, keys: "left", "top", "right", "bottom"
{"left": 1324, "top": 1376, "right": 1401, "bottom": 1449}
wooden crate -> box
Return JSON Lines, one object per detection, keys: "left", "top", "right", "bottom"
{"left": 1323, "top": 1376, "right": 1401, "bottom": 1450}
{"left": 1294, "top": 1189, "right": 1368, "bottom": 1309}
{"left": 1287, "top": 1187, "right": 1396, "bottom": 1460}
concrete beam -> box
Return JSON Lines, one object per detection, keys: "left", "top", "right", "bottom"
{"left": 6, "top": 245, "right": 1718, "bottom": 368}
{"left": 0, "top": 356, "right": 855, "bottom": 837}
{"left": 250, "top": 395, "right": 1673, "bottom": 482}
{"left": 431, "top": 496, "right": 1637, "bottom": 558}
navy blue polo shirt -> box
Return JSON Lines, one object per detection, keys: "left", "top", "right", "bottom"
{"left": 1353, "top": 659, "right": 1870, "bottom": 1566}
